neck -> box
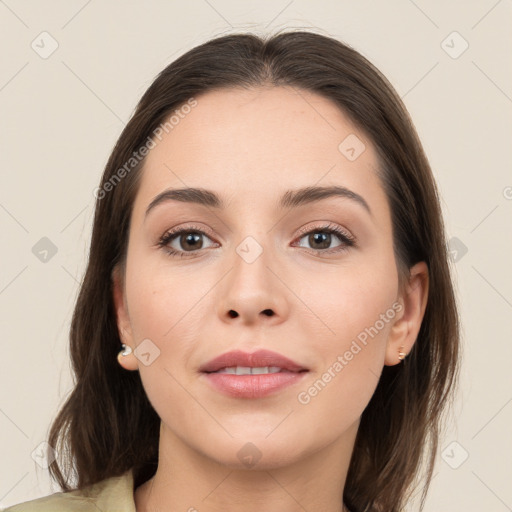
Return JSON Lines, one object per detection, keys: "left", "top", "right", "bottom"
{"left": 134, "top": 421, "right": 358, "bottom": 512}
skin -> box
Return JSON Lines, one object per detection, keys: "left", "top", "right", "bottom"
{"left": 113, "top": 86, "right": 429, "bottom": 512}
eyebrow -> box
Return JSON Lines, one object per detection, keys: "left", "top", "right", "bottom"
{"left": 145, "top": 185, "right": 372, "bottom": 218}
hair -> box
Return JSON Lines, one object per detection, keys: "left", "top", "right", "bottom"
{"left": 47, "top": 29, "right": 460, "bottom": 512}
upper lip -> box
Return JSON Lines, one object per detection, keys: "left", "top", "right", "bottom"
{"left": 200, "top": 349, "right": 308, "bottom": 373}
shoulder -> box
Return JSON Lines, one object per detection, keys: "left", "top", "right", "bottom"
{"left": 2, "top": 490, "right": 90, "bottom": 512}
{"left": 2, "top": 469, "right": 135, "bottom": 512}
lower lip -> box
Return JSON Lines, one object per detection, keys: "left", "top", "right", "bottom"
{"left": 201, "top": 371, "right": 308, "bottom": 398}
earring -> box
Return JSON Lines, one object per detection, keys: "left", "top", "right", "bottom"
{"left": 398, "top": 345, "right": 407, "bottom": 361}
{"left": 119, "top": 343, "right": 132, "bottom": 356}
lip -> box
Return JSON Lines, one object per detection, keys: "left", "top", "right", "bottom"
{"left": 199, "top": 349, "right": 309, "bottom": 399}
{"left": 199, "top": 349, "right": 308, "bottom": 373}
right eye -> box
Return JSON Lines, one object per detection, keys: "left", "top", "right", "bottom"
{"left": 157, "top": 226, "right": 219, "bottom": 258}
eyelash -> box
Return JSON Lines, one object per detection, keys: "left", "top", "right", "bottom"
{"left": 157, "top": 222, "right": 356, "bottom": 259}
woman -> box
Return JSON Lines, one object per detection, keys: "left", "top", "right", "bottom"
{"left": 5, "top": 29, "right": 460, "bottom": 512}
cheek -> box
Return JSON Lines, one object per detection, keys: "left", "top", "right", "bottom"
{"left": 123, "top": 263, "right": 210, "bottom": 414}
{"left": 292, "top": 279, "right": 396, "bottom": 440}
{"left": 123, "top": 254, "right": 219, "bottom": 378}
{"left": 124, "top": 248, "right": 207, "bottom": 339}
{"left": 298, "top": 257, "right": 398, "bottom": 348}
{"left": 293, "top": 259, "right": 398, "bottom": 402}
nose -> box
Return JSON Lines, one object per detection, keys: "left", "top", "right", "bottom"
{"left": 217, "top": 239, "right": 289, "bottom": 326}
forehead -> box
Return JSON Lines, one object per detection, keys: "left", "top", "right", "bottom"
{"left": 132, "top": 86, "right": 388, "bottom": 218}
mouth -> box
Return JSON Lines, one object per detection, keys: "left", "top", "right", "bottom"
{"left": 199, "top": 348, "right": 309, "bottom": 374}
{"left": 199, "top": 349, "right": 309, "bottom": 398}
{"left": 206, "top": 366, "right": 307, "bottom": 375}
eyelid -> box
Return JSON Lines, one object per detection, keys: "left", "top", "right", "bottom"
{"left": 156, "top": 223, "right": 219, "bottom": 253}
{"left": 157, "top": 220, "right": 353, "bottom": 240}
{"left": 160, "top": 223, "right": 217, "bottom": 241}
{"left": 294, "top": 222, "right": 355, "bottom": 242}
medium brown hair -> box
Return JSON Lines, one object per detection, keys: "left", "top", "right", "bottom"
{"left": 47, "top": 30, "right": 460, "bottom": 511}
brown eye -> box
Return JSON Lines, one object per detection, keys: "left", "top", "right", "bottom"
{"left": 157, "top": 226, "right": 218, "bottom": 258}
{"left": 294, "top": 223, "right": 356, "bottom": 254}
{"left": 305, "top": 231, "right": 335, "bottom": 250}
{"left": 175, "top": 232, "right": 204, "bottom": 251}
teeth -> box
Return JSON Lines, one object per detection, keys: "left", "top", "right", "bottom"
{"left": 215, "top": 366, "right": 283, "bottom": 375}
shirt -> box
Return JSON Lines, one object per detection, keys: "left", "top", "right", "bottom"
{"left": 2, "top": 469, "right": 136, "bottom": 511}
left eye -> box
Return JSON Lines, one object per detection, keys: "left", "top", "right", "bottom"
{"left": 294, "top": 225, "right": 355, "bottom": 253}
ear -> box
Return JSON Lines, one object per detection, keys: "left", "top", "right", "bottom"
{"left": 112, "top": 264, "right": 138, "bottom": 371}
{"left": 384, "top": 261, "right": 429, "bottom": 366}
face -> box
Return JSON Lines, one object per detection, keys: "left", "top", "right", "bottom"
{"left": 113, "top": 86, "right": 426, "bottom": 470}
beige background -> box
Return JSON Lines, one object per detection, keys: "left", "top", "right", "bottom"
{"left": 1, "top": 1, "right": 511, "bottom": 510}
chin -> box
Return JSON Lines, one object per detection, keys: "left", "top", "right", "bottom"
{"left": 203, "top": 435, "right": 309, "bottom": 471}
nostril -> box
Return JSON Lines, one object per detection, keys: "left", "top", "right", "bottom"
{"left": 262, "top": 309, "right": 274, "bottom": 316}
{"left": 228, "top": 310, "right": 238, "bottom": 318}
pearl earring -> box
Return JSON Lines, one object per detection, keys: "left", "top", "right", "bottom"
{"left": 119, "top": 343, "right": 132, "bottom": 356}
